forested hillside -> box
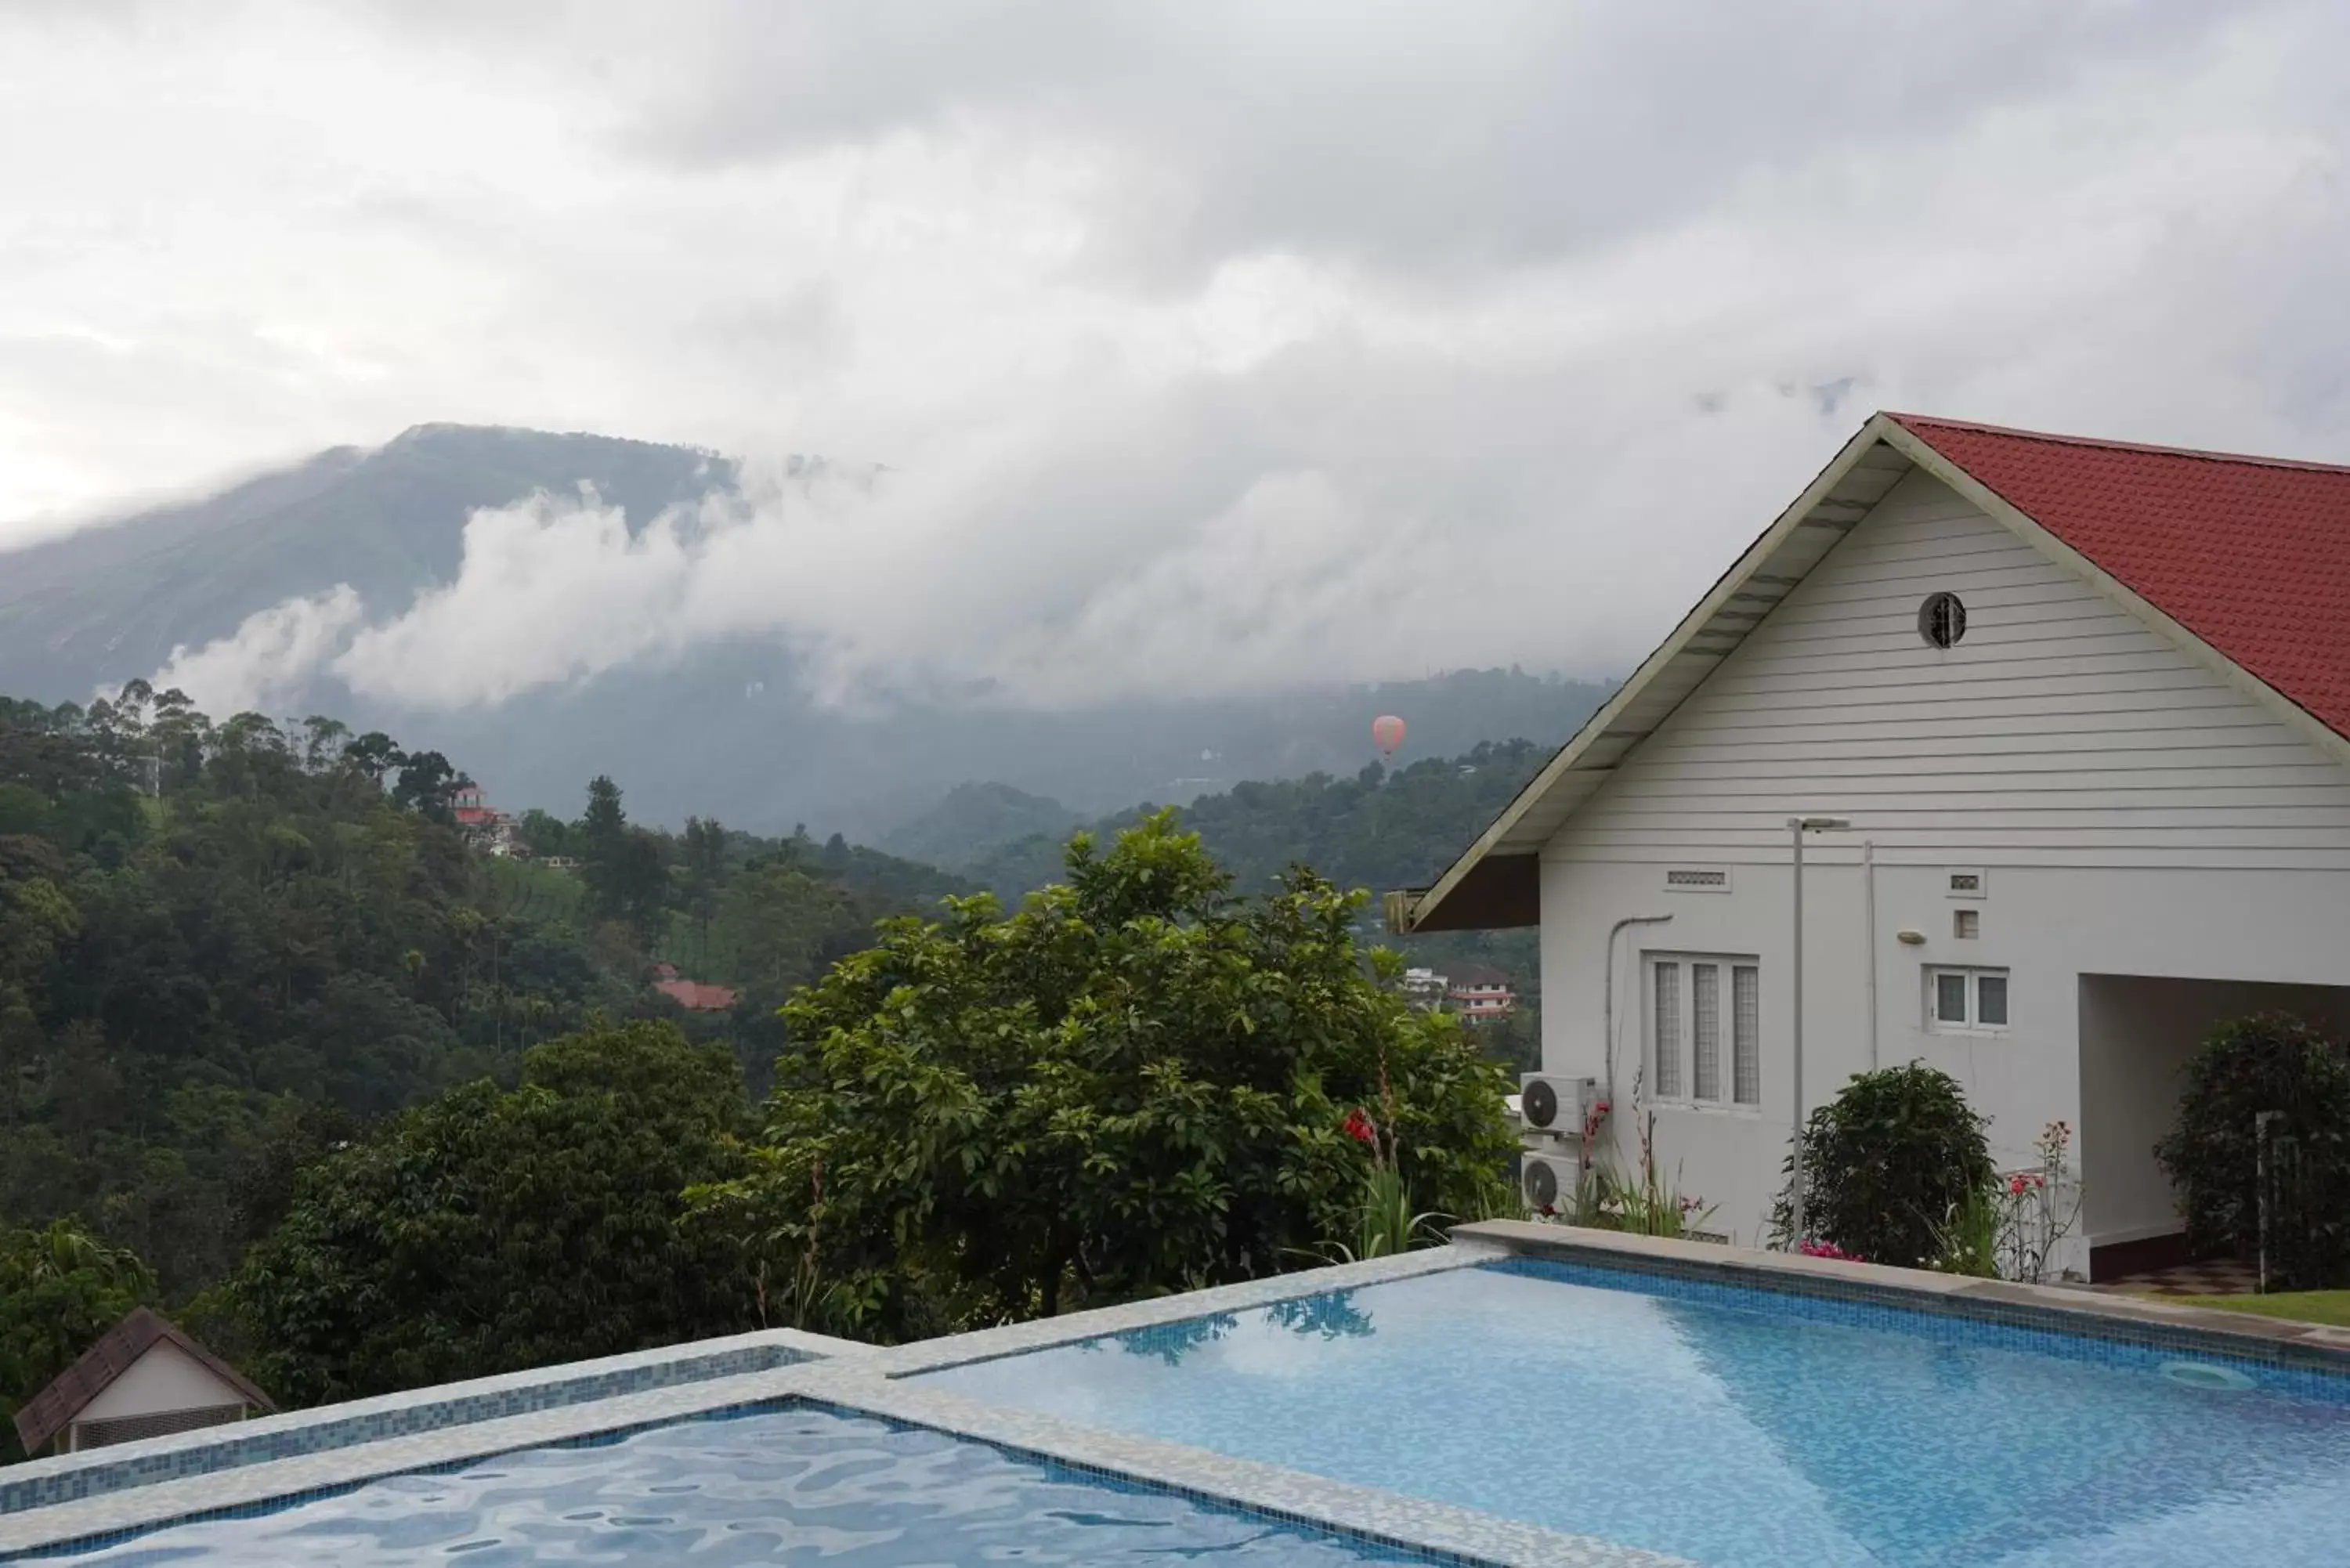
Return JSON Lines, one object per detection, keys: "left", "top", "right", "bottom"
{"left": 950, "top": 740, "right": 1551, "bottom": 1066}
{"left": 0, "top": 685, "right": 1538, "bottom": 1450}
{"left": 0, "top": 686, "right": 956, "bottom": 1302}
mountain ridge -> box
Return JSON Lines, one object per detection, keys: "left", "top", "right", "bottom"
{"left": 0, "top": 426, "right": 1613, "bottom": 840}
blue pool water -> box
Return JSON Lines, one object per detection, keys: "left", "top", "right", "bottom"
{"left": 918, "top": 1259, "right": 2350, "bottom": 1567}
{"left": 40, "top": 1406, "right": 1419, "bottom": 1566}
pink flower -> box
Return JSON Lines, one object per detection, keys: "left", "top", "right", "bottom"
{"left": 1343, "top": 1108, "right": 1377, "bottom": 1144}
{"left": 1798, "top": 1240, "right": 1860, "bottom": 1261}
{"left": 2008, "top": 1173, "right": 2030, "bottom": 1196}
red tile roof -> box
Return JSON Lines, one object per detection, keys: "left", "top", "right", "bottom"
{"left": 653, "top": 977, "right": 739, "bottom": 1012}
{"left": 13, "top": 1307, "right": 273, "bottom": 1455}
{"left": 1892, "top": 415, "right": 2350, "bottom": 742}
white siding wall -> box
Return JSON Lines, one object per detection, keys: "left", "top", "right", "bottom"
{"left": 1548, "top": 470, "right": 2350, "bottom": 873}
{"left": 1535, "top": 468, "right": 2350, "bottom": 1258}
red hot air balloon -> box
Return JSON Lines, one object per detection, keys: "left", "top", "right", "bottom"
{"left": 1371, "top": 714, "right": 1406, "bottom": 756}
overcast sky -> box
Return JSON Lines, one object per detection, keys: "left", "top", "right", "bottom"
{"left": 7, "top": 1, "right": 2350, "bottom": 711}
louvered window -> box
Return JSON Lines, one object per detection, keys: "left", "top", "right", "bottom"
{"left": 1651, "top": 961, "right": 1682, "bottom": 1098}
{"left": 1691, "top": 963, "right": 1721, "bottom": 1101}
{"left": 1733, "top": 965, "right": 1761, "bottom": 1104}
{"left": 1648, "top": 953, "right": 1760, "bottom": 1110}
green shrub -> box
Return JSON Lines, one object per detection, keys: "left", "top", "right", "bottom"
{"left": 2154, "top": 1013, "right": 2350, "bottom": 1290}
{"left": 1773, "top": 1063, "right": 1994, "bottom": 1267}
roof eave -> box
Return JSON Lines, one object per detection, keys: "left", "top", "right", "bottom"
{"left": 1393, "top": 411, "right": 1914, "bottom": 934}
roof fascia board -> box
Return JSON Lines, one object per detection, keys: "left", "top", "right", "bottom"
{"left": 1877, "top": 421, "right": 2350, "bottom": 777}
{"left": 1401, "top": 414, "right": 1907, "bottom": 931}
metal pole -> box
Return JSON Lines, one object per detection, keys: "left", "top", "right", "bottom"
{"left": 1862, "top": 840, "right": 1879, "bottom": 1071}
{"left": 1791, "top": 820, "right": 1806, "bottom": 1245}
{"left": 2257, "top": 1110, "right": 2283, "bottom": 1294}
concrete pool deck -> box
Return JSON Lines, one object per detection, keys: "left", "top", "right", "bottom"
{"left": 8, "top": 1222, "right": 2350, "bottom": 1564}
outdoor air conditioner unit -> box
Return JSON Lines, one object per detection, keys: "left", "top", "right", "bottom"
{"left": 1521, "top": 1149, "right": 1581, "bottom": 1215}
{"left": 1517, "top": 1074, "right": 1598, "bottom": 1136}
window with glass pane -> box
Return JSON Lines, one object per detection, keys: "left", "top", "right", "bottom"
{"left": 1927, "top": 967, "right": 2011, "bottom": 1033}
{"left": 1935, "top": 970, "right": 1970, "bottom": 1024}
{"left": 1653, "top": 962, "right": 1682, "bottom": 1097}
{"left": 1691, "top": 963, "right": 1720, "bottom": 1100}
{"left": 1733, "top": 965, "right": 1759, "bottom": 1104}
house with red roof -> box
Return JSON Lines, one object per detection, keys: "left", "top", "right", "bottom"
{"left": 1393, "top": 412, "right": 2350, "bottom": 1279}
{"left": 1444, "top": 965, "right": 1517, "bottom": 1022}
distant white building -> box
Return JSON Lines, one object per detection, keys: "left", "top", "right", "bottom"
{"left": 13, "top": 1308, "right": 274, "bottom": 1456}
{"left": 1394, "top": 413, "right": 2350, "bottom": 1281}
{"left": 1400, "top": 966, "right": 1451, "bottom": 1011}
{"left": 1446, "top": 966, "right": 1517, "bottom": 1023}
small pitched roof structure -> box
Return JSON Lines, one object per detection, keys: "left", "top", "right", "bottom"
{"left": 1393, "top": 412, "right": 2350, "bottom": 934}
{"left": 13, "top": 1307, "right": 274, "bottom": 1456}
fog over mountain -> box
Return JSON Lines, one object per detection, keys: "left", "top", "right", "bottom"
{"left": 13, "top": 3, "right": 2350, "bottom": 781}
{"left": 0, "top": 425, "right": 1609, "bottom": 837}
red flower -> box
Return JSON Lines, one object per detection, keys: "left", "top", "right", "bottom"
{"left": 1343, "top": 1108, "right": 1377, "bottom": 1144}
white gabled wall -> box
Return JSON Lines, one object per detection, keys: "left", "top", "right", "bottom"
{"left": 1534, "top": 468, "right": 2350, "bottom": 1256}
{"left": 74, "top": 1341, "right": 248, "bottom": 1426}
{"left": 1548, "top": 468, "right": 2350, "bottom": 872}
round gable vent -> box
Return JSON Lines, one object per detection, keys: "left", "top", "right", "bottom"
{"left": 1918, "top": 591, "right": 1968, "bottom": 649}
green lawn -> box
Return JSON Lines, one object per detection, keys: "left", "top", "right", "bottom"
{"left": 2173, "top": 1292, "right": 2350, "bottom": 1328}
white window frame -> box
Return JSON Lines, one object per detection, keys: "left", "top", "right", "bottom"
{"left": 1645, "top": 952, "right": 1762, "bottom": 1111}
{"left": 1925, "top": 966, "right": 2010, "bottom": 1035}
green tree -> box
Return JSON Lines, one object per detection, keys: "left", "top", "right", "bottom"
{"left": 1, "top": 1219, "right": 154, "bottom": 1461}
{"left": 389, "top": 750, "right": 462, "bottom": 822}
{"left": 340, "top": 730, "right": 404, "bottom": 786}
{"left": 2156, "top": 1013, "right": 2350, "bottom": 1289}
{"left": 692, "top": 811, "right": 1513, "bottom": 1342}
{"left": 228, "top": 1020, "right": 754, "bottom": 1406}
{"left": 579, "top": 776, "right": 665, "bottom": 936}
{"left": 680, "top": 815, "right": 728, "bottom": 971}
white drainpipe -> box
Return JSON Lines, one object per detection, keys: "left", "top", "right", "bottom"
{"left": 1603, "top": 912, "right": 1676, "bottom": 1112}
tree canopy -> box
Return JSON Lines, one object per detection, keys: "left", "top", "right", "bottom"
{"left": 0, "top": 692, "right": 956, "bottom": 1302}
{"left": 0, "top": 1217, "right": 154, "bottom": 1462}
{"left": 228, "top": 1021, "right": 756, "bottom": 1406}
{"left": 691, "top": 811, "right": 1514, "bottom": 1342}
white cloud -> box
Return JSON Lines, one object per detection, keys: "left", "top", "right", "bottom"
{"left": 331, "top": 487, "right": 703, "bottom": 707}
{"left": 14, "top": 0, "right": 2350, "bottom": 710}
{"left": 148, "top": 584, "right": 366, "bottom": 717}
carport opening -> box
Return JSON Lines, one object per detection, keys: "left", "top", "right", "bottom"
{"left": 2079, "top": 974, "right": 2350, "bottom": 1283}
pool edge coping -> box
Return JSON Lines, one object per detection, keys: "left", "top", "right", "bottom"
{"left": 15, "top": 1224, "right": 2350, "bottom": 1564}
{"left": 1454, "top": 1220, "right": 2350, "bottom": 1370}
{"left": 0, "top": 1324, "right": 865, "bottom": 1520}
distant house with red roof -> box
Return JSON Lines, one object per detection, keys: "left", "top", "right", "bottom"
{"left": 1394, "top": 413, "right": 2350, "bottom": 1281}
{"left": 451, "top": 784, "right": 523, "bottom": 857}
{"left": 1444, "top": 965, "right": 1517, "bottom": 1022}
{"left": 652, "top": 966, "right": 739, "bottom": 1011}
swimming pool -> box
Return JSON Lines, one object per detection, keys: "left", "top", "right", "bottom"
{"left": 34, "top": 1406, "right": 1425, "bottom": 1566}
{"left": 915, "top": 1256, "right": 2350, "bottom": 1567}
